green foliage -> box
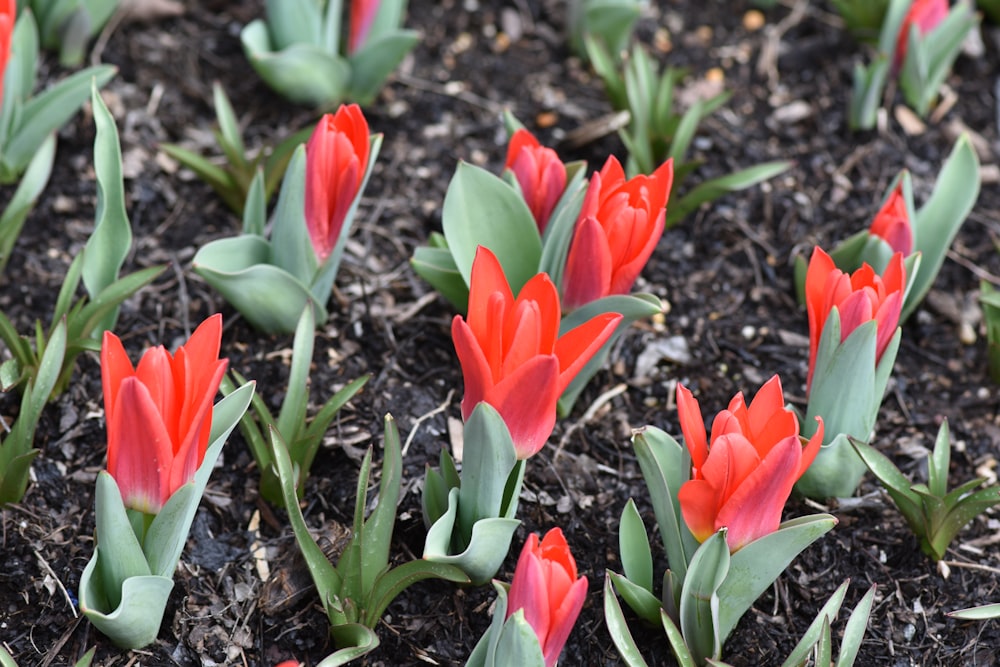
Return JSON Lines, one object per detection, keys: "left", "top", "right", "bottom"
{"left": 605, "top": 427, "right": 836, "bottom": 665}
{"left": 240, "top": 0, "right": 419, "bottom": 107}
{"left": 270, "top": 416, "right": 468, "bottom": 664}
{"left": 220, "top": 306, "right": 369, "bottom": 506}
{"left": 980, "top": 280, "right": 1000, "bottom": 383}
{"left": 159, "top": 83, "right": 309, "bottom": 216}
{"left": 0, "top": 85, "right": 165, "bottom": 401}
{"left": 27, "top": 0, "right": 119, "bottom": 65}
{"left": 851, "top": 420, "right": 1000, "bottom": 561}
{"left": 567, "top": 0, "right": 644, "bottom": 63}
{"left": 587, "top": 39, "right": 789, "bottom": 227}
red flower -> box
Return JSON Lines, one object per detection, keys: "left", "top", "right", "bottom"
{"left": 676, "top": 376, "right": 824, "bottom": 552}
{"left": 348, "top": 0, "right": 378, "bottom": 54}
{"left": 506, "top": 528, "right": 588, "bottom": 667}
{"left": 869, "top": 184, "right": 912, "bottom": 256}
{"left": 504, "top": 128, "right": 567, "bottom": 233}
{"left": 895, "top": 0, "right": 948, "bottom": 69}
{"left": 561, "top": 156, "right": 673, "bottom": 310}
{"left": 452, "top": 247, "right": 621, "bottom": 458}
{"left": 101, "top": 315, "right": 228, "bottom": 514}
{"left": 304, "top": 104, "right": 370, "bottom": 263}
{"left": 0, "top": 0, "right": 13, "bottom": 109}
{"left": 805, "top": 247, "right": 906, "bottom": 389}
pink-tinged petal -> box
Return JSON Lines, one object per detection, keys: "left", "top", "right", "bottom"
{"left": 0, "top": 3, "right": 12, "bottom": 109}
{"left": 607, "top": 208, "right": 664, "bottom": 296}
{"left": 348, "top": 0, "right": 379, "bottom": 54}
{"left": 502, "top": 300, "right": 544, "bottom": 377}
{"left": 505, "top": 128, "right": 541, "bottom": 168}
{"left": 507, "top": 534, "right": 550, "bottom": 639}
{"left": 537, "top": 157, "right": 567, "bottom": 232}
{"left": 700, "top": 434, "right": 761, "bottom": 504}
{"left": 108, "top": 378, "right": 175, "bottom": 514}
{"left": 676, "top": 383, "right": 708, "bottom": 470}
{"left": 135, "top": 346, "right": 180, "bottom": 448}
{"left": 542, "top": 576, "right": 587, "bottom": 667}
{"left": 874, "top": 291, "right": 903, "bottom": 363}
{"left": 514, "top": 272, "right": 561, "bottom": 354}
{"left": 837, "top": 289, "right": 875, "bottom": 341}
{"left": 486, "top": 355, "right": 560, "bottom": 458}
{"left": 552, "top": 311, "right": 621, "bottom": 395}
{"left": 714, "top": 435, "right": 802, "bottom": 551}
{"left": 562, "top": 216, "right": 613, "bottom": 310}
{"left": 452, "top": 316, "right": 494, "bottom": 421}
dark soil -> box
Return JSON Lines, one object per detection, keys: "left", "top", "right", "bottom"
{"left": 2, "top": 0, "right": 1000, "bottom": 665}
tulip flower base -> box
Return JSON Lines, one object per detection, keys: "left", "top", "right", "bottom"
{"left": 2, "top": 1, "right": 1000, "bottom": 665}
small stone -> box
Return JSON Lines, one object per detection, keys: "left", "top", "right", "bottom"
{"left": 743, "top": 10, "right": 765, "bottom": 32}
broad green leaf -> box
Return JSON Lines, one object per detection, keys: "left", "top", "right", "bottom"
{"left": 848, "top": 438, "right": 924, "bottom": 531}
{"left": 270, "top": 147, "right": 316, "bottom": 286}
{"left": 443, "top": 162, "right": 542, "bottom": 295}
{"left": 347, "top": 31, "right": 420, "bottom": 105}
{"left": 457, "top": 403, "right": 520, "bottom": 534}
{"left": 0, "top": 133, "right": 55, "bottom": 274}
{"left": 680, "top": 531, "right": 729, "bottom": 664}
{"left": 411, "top": 246, "right": 469, "bottom": 312}
{"left": 718, "top": 514, "right": 837, "bottom": 641}
{"left": 619, "top": 499, "right": 653, "bottom": 591}
{"left": 241, "top": 23, "right": 350, "bottom": 107}
{"left": 492, "top": 610, "right": 547, "bottom": 667}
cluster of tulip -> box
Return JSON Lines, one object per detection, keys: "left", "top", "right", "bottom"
{"left": 1, "top": 0, "right": 997, "bottom": 664}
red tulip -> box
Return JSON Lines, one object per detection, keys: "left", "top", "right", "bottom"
{"left": 561, "top": 156, "right": 673, "bottom": 311}
{"left": 452, "top": 247, "right": 621, "bottom": 458}
{"left": 676, "top": 376, "right": 824, "bottom": 552}
{"left": 348, "top": 0, "right": 378, "bottom": 54}
{"left": 0, "top": 0, "right": 13, "bottom": 109}
{"left": 101, "top": 315, "right": 228, "bottom": 514}
{"left": 895, "top": 0, "right": 948, "bottom": 69}
{"left": 868, "top": 184, "right": 912, "bottom": 256}
{"left": 304, "top": 104, "right": 370, "bottom": 263}
{"left": 805, "top": 247, "right": 906, "bottom": 389}
{"left": 504, "top": 128, "right": 567, "bottom": 233}
{"left": 506, "top": 528, "right": 588, "bottom": 667}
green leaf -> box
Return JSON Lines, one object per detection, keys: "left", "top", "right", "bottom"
{"left": 363, "top": 559, "right": 469, "bottom": 626}
{"left": 603, "top": 573, "right": 651, "bottom": 667}
{"left": 0, "top": 132, "right": 55, "bottom": 275}
{"left": 241, "top": 22, "right": 350, "bottom": 107}
{"left": 927, "top": 420, "right": 951, "bottom": 498}
{"left": 779, "top": 580, "right": 849, "bottom": 667}
{"left": 3, "top": 65, "right": 116, "bottom": 179}
{"left": 347, "top": 31, "right": 420, "bottom": 105}
{"left": 848, "top": 437, "right": 925, "bottom": 531}
{"left": 442, "top": 162, "right": 542, "bottom": 295}
{"left": 270, "top": 146, "right": 316, "bottom": 286}
{"left": 276, "top": 306, "right": 315, "bottom": 443}
{"left": 191, "top": 236, "right": 327, "bottom": 335}
{"left": 360, "top": 415, "right": 403, "bottom": 596}
{"left": 718, "top": 514, "right": 838, "bottom": 642}
{"left": 492, "top": 610, "right": 547, "bottom": 667}
{"left": 948, "top": 602, "right": 1000, "bottom": 620}
{"left": 410, "top": 246, "right": 470, "bottom": 312}
{"left": 680, "top": 531, "right": 729, "bottom": 664}
{"left": 316, "top": 624, "right": 380, "bottom": 667}
{"left": 422, "top": 487, "right": 520, "bottom": 586}
{"left": 608, "top": 570, "right": 663, "bottom": 626}
{"left": 666, "top": 161, "right": 790, "bottom": 228}
{"left": 269, "top": 427, "right": 344, "bottom": 611}
{"left": 660, "top": 607, "right": 699, "bottom": 667}
{"left": 81, "top": 80, "right": 131, "bottom": 332}
{"left": 457, "top": 403, "right": 520, "bottom": 535}
{"left": 212, "top": 82, "right": 246, "bottom": 166}
{"left": 836, "top": 584, "right": 877, "bottom": 667}
{"left": 632, "top": 427, "right": 697, "bottom": 582}
{"left": 904, "top": 134, "right": 980, "bottom": 322}
{"left": 619, "top": 499, "right": 653, "bottom": 591}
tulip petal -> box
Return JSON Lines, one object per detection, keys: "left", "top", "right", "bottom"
{"left": 676, "top": 383, "right": 708, "bottom": 470}
{"left": 542, "top": 576, "right": 588, "bottom": 667}
{"left": 452, "top": 316, "right": 494, "bottom": 421}
{"left": 553, "top": 311, "right": 621, "bottom": 395}
{"left": 678, "top": 478, "right": 722, "bottom": 543}
{"left": 101, "top": 331, "right": 136, "bottom": 432}
{"left": 108, "top": 378, "right": 175, "bottom": 514}
{"left": 507, "top": 534, "right": 551, "bottom": 646}
{"left": 466, "top": 246, "right": 514, "bottom": 345}
{"left": 715, "top": 435, "right": 802, "bottom": 551}
{"left": 562, "top": 216, "right": 613, "bottom": 310}
{"left": 486, "top": 355, "right": 560, "bottom": 458}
